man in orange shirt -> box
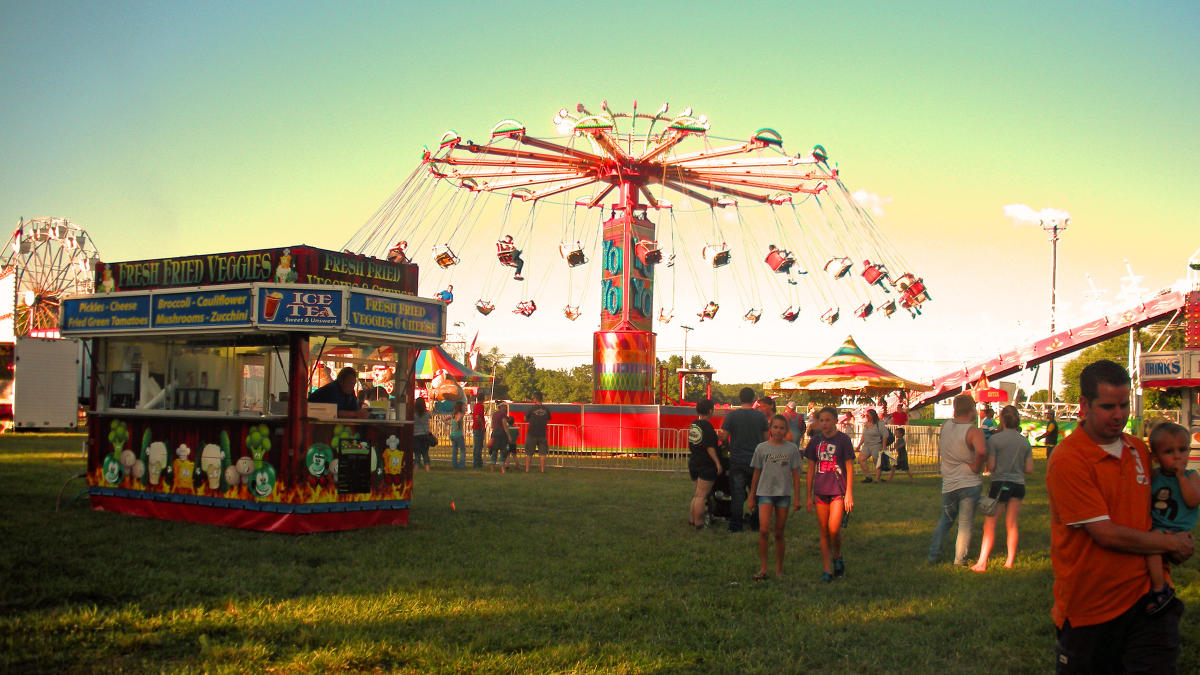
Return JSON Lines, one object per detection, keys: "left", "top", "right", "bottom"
{"left": 1046, "top": 360, "right": 1193, "bottom": 673}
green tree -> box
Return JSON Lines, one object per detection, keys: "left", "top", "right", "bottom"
{"left": 504, "top": 355, "right": 538, "bottom": 401}
{"left": 656, "top": 354, "right": 714, "bottom": 403}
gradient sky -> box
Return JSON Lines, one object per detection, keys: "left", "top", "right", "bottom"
{"left": 3, "top": 1, "right": 1198, "bottom": 389}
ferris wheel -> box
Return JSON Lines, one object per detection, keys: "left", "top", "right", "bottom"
{"left": 345, "top": 101, "right": 930, "bottom": 328}
{"left": 1, "top": 217, "right": 101, "bottom": 337}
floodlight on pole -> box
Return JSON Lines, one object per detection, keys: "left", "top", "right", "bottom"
{"left": 1041, "top": 216, "right": 1070, "bottom": 404}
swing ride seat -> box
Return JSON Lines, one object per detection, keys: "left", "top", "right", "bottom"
{"left": 743, "top": 309, "right": 762, "bottom": 324}
{"left": 894, "top": 273, "right": 917, "bottom": 292}
{"left": 475, "top": 300, "right": 495, "bottom": 316}
{"left": 514, "top": 301, "right": 537, "bottom": 317}
{"left": 861, "top": 261, "right": 887, "bottom": 285}
{"left": 855, "top": 302, "right": 874, "bottom": 320}
{"left": 563, "top": 306, "right": 581, "bottom": 320}
{"left": 906, "top": 278, "right": 929, "bottom": 302}
{"left": 703, "top": 245, "right": 731, "bottom": 268}
{"left": 433, "top": 245, "right": 459, "bottom": 268}
{"left": 698, "top": 302, "right": 719, "bottom": 321}
{"left": 559, "top": 242, "right": 587, "bottom": 267}
{"left": 496, "top": 241, "right": 519, "bottom": 267}
{"left": 634, "top": 239, "right": 663, "bottom": 265}
{"left": 765, "top": 248, "right": 795, "bottom": 273}
{"left": 880, "top": 300, "right": 898, "bottom": 317}
{"left": 657, "top": 309, "right": 674, "bottom": 323}
{"left": 821, "top": 307, "right": 840, "bottom": 325}
{"left": 386, "top": 241, "right": 409, "bottom": 264}
{"left": 780, "top": 308, "right": 799, "bottom": 322}
{"left": 824, "top": 257, "right": 852, "bottom": 279}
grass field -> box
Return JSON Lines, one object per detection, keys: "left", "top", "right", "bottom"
{"left": 1, "top": 434, "right": 1197, "bottom": 674}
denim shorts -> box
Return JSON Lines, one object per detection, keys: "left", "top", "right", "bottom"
{"left": 756, "top": 495, "right": 792, "bottom": 508}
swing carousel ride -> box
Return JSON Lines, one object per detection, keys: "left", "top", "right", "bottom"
{"left": 343, "top": 101, "right": 930, "bottom": 403}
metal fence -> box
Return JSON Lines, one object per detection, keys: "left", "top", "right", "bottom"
{"left": 426, "top": 417, "right": 944, "bottom": 475}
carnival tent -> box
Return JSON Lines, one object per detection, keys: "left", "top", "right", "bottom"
{"left": 766, "top": 336, "right": 932, "bottom": 396}
{"left": 414, "top": 346, "right": 487, "bottom": 382}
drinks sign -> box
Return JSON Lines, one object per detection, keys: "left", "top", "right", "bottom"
{"left": 257, "top": 287, "right": 344, "bottom": 328}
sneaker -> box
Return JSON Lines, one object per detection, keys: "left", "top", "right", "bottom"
{"left": 833, "top": 557, "right": 845, "bottom": 578}
{"left": 513, "top": 274, "right": 524, "bottom": 281}
{"left": 862, "top": 477, "right": 873, "bottom": 483}
{"left": 1146, "top": 584, "right": 1176, "bottom": 615}
{"left": 820, "top": 572, "right": 833, "bottom": 583}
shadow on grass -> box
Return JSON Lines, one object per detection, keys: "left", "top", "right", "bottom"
{"left": 1, "top": 438, "right": 1196, "bottom": 673}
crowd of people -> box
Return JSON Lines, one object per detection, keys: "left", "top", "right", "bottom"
{"left": 682, "top": 361, "right": 1197, "bottom": 671}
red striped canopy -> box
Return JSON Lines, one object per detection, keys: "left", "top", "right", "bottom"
{"left": 414, "top": 346, "right": 487, "bottom": 382}
{"left": 767, "top": 336, "right": 931, "bottom": 396}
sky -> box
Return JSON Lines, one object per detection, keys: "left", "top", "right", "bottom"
{"left": 2, "top": 1, "right": 1198, "bottom": 392}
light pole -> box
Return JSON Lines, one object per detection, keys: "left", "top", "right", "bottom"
{"left": 1041, "top": 216, "right": 1069, "bottom": 405}
{"left": 681, "top": 324, "right": 694, "bottom": 365}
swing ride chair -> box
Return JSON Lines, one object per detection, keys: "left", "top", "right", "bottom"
{"left": 344, "top": 101, "right": 931, "bottom": 330}
{"left": 559, "top": 242, "right": 588, "bottom": 267}
{"left": 861, "top": 259, "right": 890, "bottom": 291}
{"left": 854, "top": 302, "right": 874, "bottom": 320}
{"left": 514, "top": 300, "right": 537, "bottom": 317}
{"left": 634, "top": 238, "right": 663, "bottom": 266}
{"left": 433, "top": 244, "right": 459, "bottom": 268}
{"left": 703, "top": 243, "right": 731, "bottom": 268}
{"left": 824, "top": 256, "right": 853, "bottom": 279}
{"left": 386, "top": 240, "right": 410, "bottom": 264}
{"left": 821, "top": 307, "right": 840, "bottom": 325}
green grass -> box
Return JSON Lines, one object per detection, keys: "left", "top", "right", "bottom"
{"left": 2, "top": 434, "right": 1197, "bottom": 673}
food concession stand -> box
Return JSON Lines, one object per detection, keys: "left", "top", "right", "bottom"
{"left": 60, "top": 245, "right": 445, "bottom": 533}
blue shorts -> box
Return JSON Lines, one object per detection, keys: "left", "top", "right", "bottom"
{"left": 756, "top": 495, "right": 792, "bottom": 508}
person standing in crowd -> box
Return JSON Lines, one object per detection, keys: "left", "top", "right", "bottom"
{"left": 449, "top": 400, "right": 467, "bottom": 469}
{"left": 980, "top": 407, "right": 999, "bottom": 440}
{"left": 890, "top": 403, "right": 909, "bottom": 426}
{"left": 885, "top": 427, "right": 913, "bottom": 483}
{"left": 722, "top": 387, "right": 769, "bottom": 533}
{"left": 856, "top": 408, "right": 887, "bottom": 483}
{"left": 1038, "top": 410, "right": 1060, "bottom": 458}
{"left": 412, "top": 397, "right": 433, "bottom": 472}
{"left": 927, "top": 394, "right": 986, "bottom": 565}
{"left": 971, "top": 405, "right": 1033, "bottom": 572}
{"left": 804, "top": 406, "right": 855, "bottom": 582}
{"left": 1047, "top": 360, "right": 1192, "bottom": 673}
{"left": 782, "top": 400, "right": 805, "bottom": 444}
{"left": 750, "top": 414, "right": 804, "bottom": 579}
{"left": 687, "top": 399, "right": 722, "bottom": 529}
{"left": 524, "top": 392, "right": 551, "bottom": 473}
{"left": 756, "top": 396, "right": 777, "bottom": 416}
{"left": 470, "top": 395, "right": 486, "bottom": 468}
{"left": 488, "top": 402, "right": 510, "bottom": 473}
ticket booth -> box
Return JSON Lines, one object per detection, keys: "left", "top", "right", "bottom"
{"left": 61, "top": 245, "right": 445, "bottom": 532}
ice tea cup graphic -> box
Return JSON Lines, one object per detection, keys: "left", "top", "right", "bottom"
{"left": 263, "top": 291, "right": 284, "bottom": 321}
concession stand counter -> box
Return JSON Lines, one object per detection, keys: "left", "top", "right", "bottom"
{"left": 60, "top": 245, "right": 445, "bottom": 532}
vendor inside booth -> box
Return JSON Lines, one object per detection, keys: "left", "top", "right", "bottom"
{"left": 60, "top": 245, "right": 445, "bottom": 533}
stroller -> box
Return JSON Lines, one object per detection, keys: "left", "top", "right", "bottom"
{"left": 704, "top": 440, "right": 734, "bottom": 527}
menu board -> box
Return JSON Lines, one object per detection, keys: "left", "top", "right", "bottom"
{"left": 151, "top": 288, "right": 253, "bottom": 328}
{"left": 61, "top": 294, "right": 152, "bottom": 332}
{"left": 336, "top": 442, "right": 373, "bottom": 494}
{"left": 345, "top": 291, "right": 444, "bottom": 344}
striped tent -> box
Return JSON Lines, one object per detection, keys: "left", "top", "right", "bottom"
{"left": 414, "top": 346, "right": 487, "bottom": 383}
{"left": 766, "top": 336, "right": 931, "bottom": 396}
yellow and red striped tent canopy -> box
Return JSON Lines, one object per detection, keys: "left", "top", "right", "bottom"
{"left": 766, "top": 336, "right": 932, "bottom": 396}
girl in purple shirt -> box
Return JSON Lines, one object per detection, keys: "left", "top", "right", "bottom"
{"left": 804, "top": 406, "right": 856, "bottom": 582}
